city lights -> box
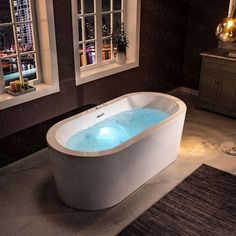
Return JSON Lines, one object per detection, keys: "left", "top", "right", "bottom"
{"left": 0, "top": 0, "right": 37, "bottom": 86}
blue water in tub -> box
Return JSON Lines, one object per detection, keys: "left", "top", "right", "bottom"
{"left": 65, "top": 108, "right": 169, "bottom": 152}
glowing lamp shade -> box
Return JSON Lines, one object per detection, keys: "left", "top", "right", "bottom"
{"left": 216, "top": 17, "right": 236, "bottom": 42}
{"left": 216, "top": 0, "right": 236, "bottom": 42}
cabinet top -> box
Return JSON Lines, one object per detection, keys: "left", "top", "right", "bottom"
{"left": 201, "top": 49, "right": 236, "bottom": 62}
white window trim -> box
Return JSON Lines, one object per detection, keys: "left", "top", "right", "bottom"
{"left": 71, "top": 0, "right": 141, "bottom": 86}
{"left": 0, "top": 0, "right": 60, "bottom": 110}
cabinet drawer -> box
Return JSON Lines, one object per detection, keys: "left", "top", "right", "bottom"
{"left": 203, "top": 58, "right": 219, "bottom": 70}
{"left": 202, "top": 59, "right": 218, "bottom": 75}
{"left": 203, "top": 57, "right": 236, "bottom": 74}
{"left": 201, "top": 67, "right": 217, "bottom": 76}
{"left": 220, "top": 71, "right": 236, "bottom": 80}
{"left": 219, "top": 61, "right": 236, "bottom": 74}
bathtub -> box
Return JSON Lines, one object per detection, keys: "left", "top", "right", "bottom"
{"left": 47, "top": 92, "right": 186, "bottom": 210}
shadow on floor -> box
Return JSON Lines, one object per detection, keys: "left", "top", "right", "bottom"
{"left": 35, "top": 174, "right": 107, "bottom": 234}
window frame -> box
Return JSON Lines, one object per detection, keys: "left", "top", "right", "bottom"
{"left": 0, "top": 0, "right": 60, "bottom": 110}
{"left": 0, "top": 0, "right": 41, "bottom": 86}
{"left": 71, "top": 0, "right": 141, "bottom": 86}
{"left": 77, "top": 0, "right": 125, "bottom": 70}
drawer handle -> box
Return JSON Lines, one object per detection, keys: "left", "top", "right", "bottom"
{"left": 215, "top": 80, "right": 222, "bottom": 84}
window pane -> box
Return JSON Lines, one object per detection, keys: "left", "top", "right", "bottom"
{"left": 86, "top": 42, "right": 96, "bottom": 65}
{"left": 0, "top": 0, "right": 12, "bottom": 23}
{"left": 0, "top": 26, "right": 16, "bottom": 56}
{"left": 79, "top": 44, "right": 84, "bottom": 67}
{"left": 77, "top": 0, "right": 81, "bottom": 14}
{"left": 85, "top": 16, "right": 95, "bottom": 40}
{"left": 14, "top": 0, "right": 31, "bottom": 23}
{"left": 2, "top": 57, "right": 19, "bottom": 85}
{"left": 84, "top": 0, "right": 94, "bottom": 14}
{"left": 21, "top": 53, "right": 36, "bottom": 81}
{"left": 78, "top": 18, "right": 82, "bottom": 41}
{"left": 102, "top": 0, "right": 110, "bottom": 12}
{"left": 113, "top": 12, "right": 121, "bottom": 32}
{"left": 102, "top": 14, "right": 110, "bottom": 37}
{"left": 113, "top": 0, "right": 121, "bottom": 10}
{"left": 16, "top": 23, "right": 34, "bottom": 52}
{"left": 102, "top": 39, "right": 111, "bottom": 61}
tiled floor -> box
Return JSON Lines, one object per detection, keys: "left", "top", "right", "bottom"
{"left": 0, "top": 88, "right": 236, "bottom": 236}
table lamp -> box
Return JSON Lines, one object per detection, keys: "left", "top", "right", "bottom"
{"left": 216, "top": 0, "right": 236, "bottom": 42}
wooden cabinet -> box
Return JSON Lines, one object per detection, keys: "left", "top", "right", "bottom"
{"left": 198, "top": 56, "right": 236, "bottom": 118}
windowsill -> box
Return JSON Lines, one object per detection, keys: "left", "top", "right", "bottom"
{"left": 76, "top": 60, "right": 139, "bottom": 86}
{"left": 0, "top": 83, "right": 60, "bottom": 110}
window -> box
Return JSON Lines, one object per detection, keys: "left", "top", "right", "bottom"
{"left": 72, "top": 0, "right": 141, "bottom": 85}
{"left": 0, "top": 0, "right": 60, "bottom": 110}
{"left": 77, "top": 0, "right": 124, "bottom": 68}
{"left": 0, "top": 0, "right": 40, "bottom": 86}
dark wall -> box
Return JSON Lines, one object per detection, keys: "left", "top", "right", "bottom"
{"left": 0, "top": 0, "right": 188, "bottom": 166}
{"left": 0, "top": 0, "right": 187, "bottom": 139}
{"left": 182, "top": 0, "right": 229, "bottom": 89}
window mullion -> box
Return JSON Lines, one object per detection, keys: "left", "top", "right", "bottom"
{"left": 81, "top": 0, "right": 87, "bottom": 66}
{"left": 121, "top": 0, "right": 125, "bottom": 22}
{"left": 29, "top": 0, "right": 41, "bottom": 84}
{"left": 110, "top": 0, "right": 114, "bottom": 59}
{"left": 9, "top": 0, "right": 24, "bottom": 83}
{"left": 0, "top": 58, "right": 4, "bottom": 87}
{"left": 96, "top": 0, "right": 102, "bottom": 64}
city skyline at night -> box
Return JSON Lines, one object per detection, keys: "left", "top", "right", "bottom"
{"left": 0, "top": 0, "right": 36, "bottom": 85}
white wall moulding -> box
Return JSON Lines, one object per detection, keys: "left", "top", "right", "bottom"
{"left": 35, "top": 0, "right": 60, "bottom": 87}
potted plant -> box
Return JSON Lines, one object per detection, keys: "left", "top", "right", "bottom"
{"left": 111, "top": 22, "right": 129, "bottom": 64}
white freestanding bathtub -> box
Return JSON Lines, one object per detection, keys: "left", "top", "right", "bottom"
{"left": 47, "top": 92, "right": 186, "bottom": 210}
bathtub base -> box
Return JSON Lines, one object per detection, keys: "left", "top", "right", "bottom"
{"left": 47, "top": 92, "right": 186, "bottom": 210}
{"left": 49, "top": 114, "right": 184, "bottom": 210}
